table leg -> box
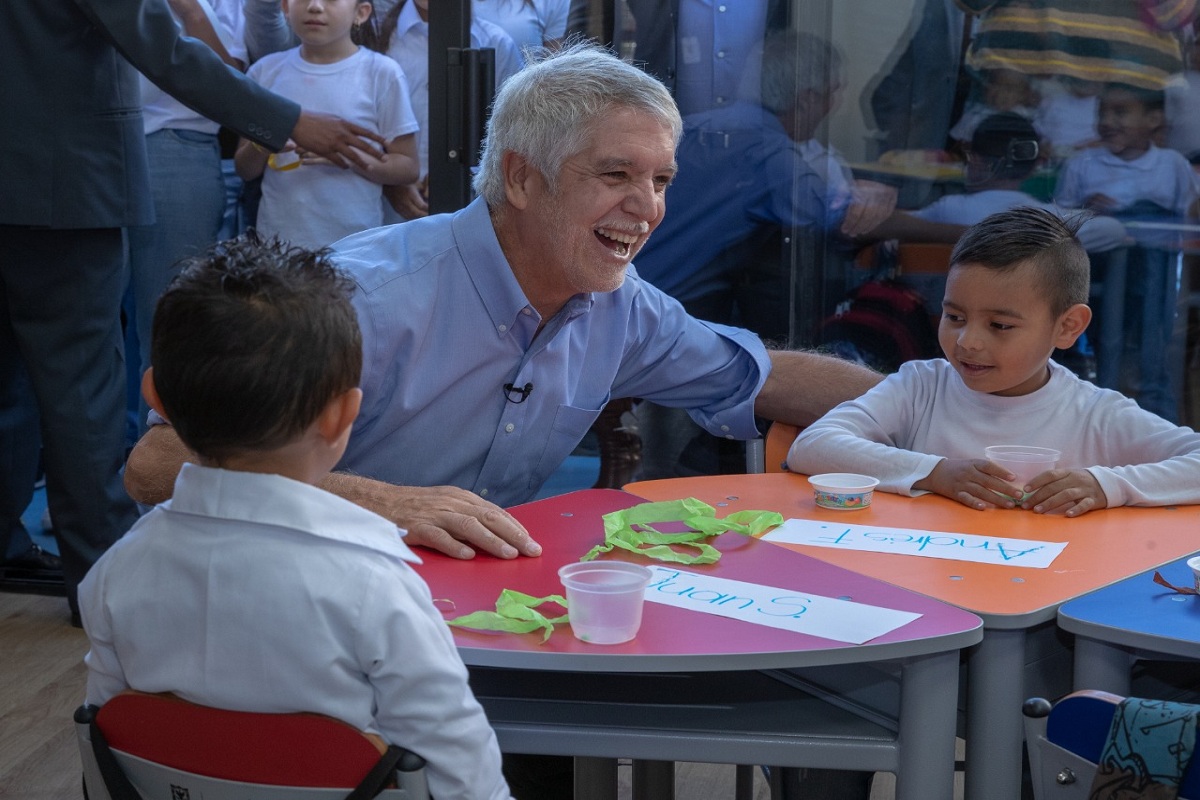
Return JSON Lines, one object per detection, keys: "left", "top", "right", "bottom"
{"left": 965, "top": 628, "right": 1028, "bottom": 800}
{"left": 895, "top": 650, "right": 959, "bottom": 800}
{"left": 1073, "top": 637, "right": 1133, "bottom": 695}
{"left": 632, "top": 760, "right": 674, "bottom": 799}
{"left": 574, "top": 757, "right": 618, "bottom": 800}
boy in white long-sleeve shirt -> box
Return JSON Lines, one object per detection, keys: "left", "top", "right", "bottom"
{"left": 788, "top": 206, "right": 1200, "bottom": 516}
{"left": 78, "top": 235, "right": 512, "bottom": 800}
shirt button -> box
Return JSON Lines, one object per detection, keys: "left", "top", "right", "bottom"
{"left": 480, "top": 488, "right": 489, "bottom": 497}
{"left": 718, "top": 4, "right": 726, "bottom": 10}
{"left": 522, "top": 308, "right": 532, "bottom": 316}
{"left": 716, "top": 96, "right": 727, "bottom": 105}
{"left": 720, "top": 425, "right": 730, "bottom": 432}
{"left": 725, "top": 434, "right": 735, "bottom": 440}
{"left": 505, "top": 423, "right": 515, "bottom": 433}
{"left": 498, "top": 324, "right": 507, "bottom": 332}
{"left": 717, "top": 50, "right": 726, "bottom": 59}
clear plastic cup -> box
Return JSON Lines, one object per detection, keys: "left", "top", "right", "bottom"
{"left": 1188, "top": 555, "right": 1200, "bottom": 593}
{"left": 558, "top": 561, "right": 653, "bottom": 645}
{"left": 984, "top": 445, "right": 1061, "bottom": 498}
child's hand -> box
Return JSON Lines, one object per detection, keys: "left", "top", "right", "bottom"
{"left": 1020, "top": 469, "right": 1107, "bottom": 517}
{"left": 916, "top": 458, "right": 1020, "bottom": 510}
{"left": 385, "top": 177, "right": 429, "bottom": 219}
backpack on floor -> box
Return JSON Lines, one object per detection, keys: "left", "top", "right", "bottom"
{"left": 817, "top": 279, "right": 939, "bottom": 373}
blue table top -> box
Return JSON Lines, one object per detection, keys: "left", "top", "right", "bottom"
{"left": 1058, "top": 553, "right": 1200, "bottom": 658}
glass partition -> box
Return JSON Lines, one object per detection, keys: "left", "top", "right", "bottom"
{"left": 558, "top": 0, "right": 1200, "bottom": 432}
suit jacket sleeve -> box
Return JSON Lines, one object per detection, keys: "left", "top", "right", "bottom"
{"left": 75, "top": 0, "right": 299, "bottom": 148}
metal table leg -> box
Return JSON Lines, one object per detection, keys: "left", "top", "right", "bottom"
{"left": 965, "top": 628, "right": 1028, "bottom": 800}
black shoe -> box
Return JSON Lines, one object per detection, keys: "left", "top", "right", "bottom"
{"left": 2, "top": 543, "right": 63, "bottom": 572}
{"left": 0, "top": 544, "right": 66, "bottom": 597}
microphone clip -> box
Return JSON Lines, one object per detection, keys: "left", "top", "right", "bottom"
{"left": 503, "top": 382, "right": 534, "bottom": 404}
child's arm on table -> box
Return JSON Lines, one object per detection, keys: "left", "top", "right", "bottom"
{"left": 785, "top": 369, "right": 945, "bottom": 496}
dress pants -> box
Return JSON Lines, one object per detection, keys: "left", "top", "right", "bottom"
{"left": 0, "top": 226, "right": 140, "bottom": 612}
{"left": 0, "top": 359, "right": 40, "bottom": 559}
{"left": 126, "top": 128, "right": 226, "bottom": 435}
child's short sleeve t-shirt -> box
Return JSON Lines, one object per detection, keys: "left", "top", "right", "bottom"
{"left": 1054, "top": 145, "right": 1200, "bottom": 217}
{"left": 248, "top": 48, "right": 419, "bottom": 249}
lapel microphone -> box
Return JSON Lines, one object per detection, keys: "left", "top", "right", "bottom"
{"left": 503, "top": 382, "right": 534, "bottom": 404}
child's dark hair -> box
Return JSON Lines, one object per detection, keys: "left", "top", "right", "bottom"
{"left": 351, "top": 2, "right": 380, "bottom": 50}
{"left": 150, "top": 233, "right": 363, "bottom": 461}
{"left": 1103, "top": 82, "right": 1165, "bottom": 112}
{"left": 949, "top": 206, "right": 1091, "bottom": 317}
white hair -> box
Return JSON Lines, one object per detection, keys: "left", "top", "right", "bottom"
{"left": 473, "top": 39, "right": 682, "bottom": 206}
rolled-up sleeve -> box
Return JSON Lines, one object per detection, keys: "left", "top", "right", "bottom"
{"left": 612, "top": 277, "right": 770, "bottom": 440}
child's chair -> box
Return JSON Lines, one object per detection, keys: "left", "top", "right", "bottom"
{"left": 1023, "top": 690, "right": 1200, "bottom": 800}
{"left": 76, "top": 691, "right": 430, "bottom": 800}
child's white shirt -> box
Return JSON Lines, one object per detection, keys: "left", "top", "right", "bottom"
{"left": 1054, "top": 144, "right": 1200, "bottom": 218}
{"left": 248, "top": 47, "right": 419, "bottom": 248}
{"left": 787, "top": 359, "right": 1200, "bottom": 508}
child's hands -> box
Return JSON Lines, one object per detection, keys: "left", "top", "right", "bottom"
{"left": 915, "top": 458, "right": 1020, "bottom": 510}
{"left": 385, "top": 176, "right": 430, "bottom": 219}
{"left": 1020, "top": 469, "right": 1108, "bottom": 517}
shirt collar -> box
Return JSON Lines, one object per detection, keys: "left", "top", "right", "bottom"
{"left": 451, "top": 197, "right": 552, "bottom": 332}
{"left": 396, "top": 0, "right": 426, "bottom": 37}
{"left": 165, "top": 463, "right": 421, "bottom": 564}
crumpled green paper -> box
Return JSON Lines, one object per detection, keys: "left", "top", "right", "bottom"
{"left": 580, "top": 498, "right": 783, "bottom": 565}
{"left": 445, "top": 589, "right": 569, "bottom": 643}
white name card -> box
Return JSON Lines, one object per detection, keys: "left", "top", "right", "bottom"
{"left": 764, "top": 519, "right": 1066, "bottom": 568}
{"left": 644, "top": 566, "right": 921, "bottom": 644}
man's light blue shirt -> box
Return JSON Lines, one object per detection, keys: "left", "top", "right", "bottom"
{"left": 332, "top": 197, "right": 771, "bottom": 508}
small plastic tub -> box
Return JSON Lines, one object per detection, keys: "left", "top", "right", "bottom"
{"left": 1188, "top": 555, "right": 1200, "bottom": 593}
{"left": 808, "top": 473, "right": 880, "bottom": 511}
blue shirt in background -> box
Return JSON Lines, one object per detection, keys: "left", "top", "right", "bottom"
{"left": 635, "top": 101, "right": 845, "bottom": 304}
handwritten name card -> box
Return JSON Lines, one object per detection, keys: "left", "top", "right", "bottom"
{"left": 763, "top": 519, "right": 1067, "bottom": 568}
{"left": 644, "top": 566, "right": 921, "bottom": 644}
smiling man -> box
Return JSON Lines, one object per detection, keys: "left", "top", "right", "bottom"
{"left": 125, "top": 41, "right": 879, "bottom": 565}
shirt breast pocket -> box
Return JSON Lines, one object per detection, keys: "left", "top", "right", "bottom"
{"left": 528, "top": 399, "right": 609, "bottom": 492}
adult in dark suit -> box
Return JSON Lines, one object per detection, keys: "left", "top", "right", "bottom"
{"left": 0, "top": 0, "right": 386, "bottom": 622}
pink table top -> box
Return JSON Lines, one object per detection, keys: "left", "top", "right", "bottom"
{"left": 414, "top": 489, "right": 983, "bottom": 672}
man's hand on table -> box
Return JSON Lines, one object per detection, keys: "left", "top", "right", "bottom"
{"left": 321, "top": 474, "right": 542, "bottom": 559}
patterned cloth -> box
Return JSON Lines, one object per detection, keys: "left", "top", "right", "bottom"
{"left": 957, "top": 0, "right": 1188, "bottom": 90}
{"left": 1088, "top": 697, "right": 1199, "bottom": 799}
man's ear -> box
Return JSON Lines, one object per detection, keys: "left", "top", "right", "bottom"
{"left": 141, "top": 368, "right": 168, "bottom": 421}
{"left": 1054, "top": 303, "right": 1093, "bottom": 349}
{"left": 502, "top": 151, "right": 535, "bottom": 210}
{"left": 317, "top": 387, "right": 362, "bottom": 447}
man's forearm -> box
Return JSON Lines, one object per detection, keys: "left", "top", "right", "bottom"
{"left": 754, "top": 349, "right": 882, "bottom": 427}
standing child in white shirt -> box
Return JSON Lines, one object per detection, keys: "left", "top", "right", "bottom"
{"left": 235, "top": 0, "right": 419, "bottom": 248}
{"left": 788, "top": 207, "right": 1200, "bottom": 516}
{"left": 78, "top": 235, "right": 512, "bottom": 800}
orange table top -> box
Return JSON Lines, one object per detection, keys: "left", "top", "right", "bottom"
{"left": 626, "top": 473, "right": 1200, "bottom": 629}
